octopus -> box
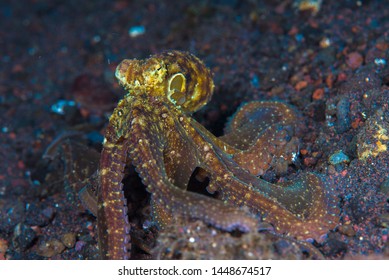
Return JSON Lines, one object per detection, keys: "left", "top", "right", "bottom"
{"left": 79, "top": 50, "right": 339, "bottom": 259}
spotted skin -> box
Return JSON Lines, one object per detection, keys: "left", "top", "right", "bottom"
{"left": 96, "top": 50, "right": 339, "bottom": 259}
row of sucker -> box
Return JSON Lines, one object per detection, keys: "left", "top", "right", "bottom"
{"left": 98, "top": 141, "right": 131, "bottom": 259}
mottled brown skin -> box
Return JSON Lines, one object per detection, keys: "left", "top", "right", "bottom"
{"left": 96, "top": 50, "right": 339, "bottom": 259}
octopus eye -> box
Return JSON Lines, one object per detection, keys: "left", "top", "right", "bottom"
{"left": 117, "top": 109, "right": 124, "bottom": 117}
{"left": 167, "top": 73, "right": 186, "bottom": 106}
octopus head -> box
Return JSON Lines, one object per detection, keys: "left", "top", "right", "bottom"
{"left": 115, "top": 50, "right": 215, "bottom": 113}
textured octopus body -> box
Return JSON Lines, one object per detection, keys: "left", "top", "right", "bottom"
{"left": 97, "top": 50, "right": 339, "bottom": 259}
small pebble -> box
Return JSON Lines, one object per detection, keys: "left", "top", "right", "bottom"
{"left": 346, "top": 52, "right": 363, "bottom": 69}
{"left": 304, "top": 157, "right": 318, "bottom": 167}
{"left": 319, "top": 37, "right": 331, "bottom": 48}
{"left": 86, "top": 221, "right": 94, "bottom": 231}
{"left": 128, "top": 26, "right": 145, "bottom": 38}
{"left": 338, "top": 224, "right": 356, "bottom": 237}
{"left": 300, "top": 149, "right": 308, "bottom": 155}
{"left": 296, "top": 0, "right": 322, "bottom": 14}
{"left": 60, "top": 233, "right": 76, "bottom": 248}
{"left": 329, "top": 150, "right": 350, "bottom": 165}
{"left": 337, "top": 72, "right": 347, "bottom": 82}
{"left": 75, "top": 240, "right": 86, "bottom": 251}
{"left": 36, "top": 239, "right": 65, "bottom": 258}
{"left": 312, "top": 88, "right": 324, "bottom": 100}
{"left": 295, "top": 80, "right": 308, "bottom": 91}
{"left": 12, "top": 223, "right": 36, "bottom": 251}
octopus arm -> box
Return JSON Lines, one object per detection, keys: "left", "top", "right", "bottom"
{"left": 220, "top": 101, "right": 300, "bottom": 176}
{"left": 192, "top": 120, "right": 340, "bottom": 242}
{"left": 97, "top": 140, "right": 132, "bottom": 259}
{"left": 162, "top": 131, "right": 200, "bottom": 189}
{"left": 128, "top": 119, "right": 258, "bottom": 233}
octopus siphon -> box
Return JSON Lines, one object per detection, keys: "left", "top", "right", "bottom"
{"left": 79, "top": 50, "right": 339, "bottom": 259}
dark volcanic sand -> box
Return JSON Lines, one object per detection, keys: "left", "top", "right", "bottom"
{"left": 0, "top": 0, "right": 389, "bottom": 260}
